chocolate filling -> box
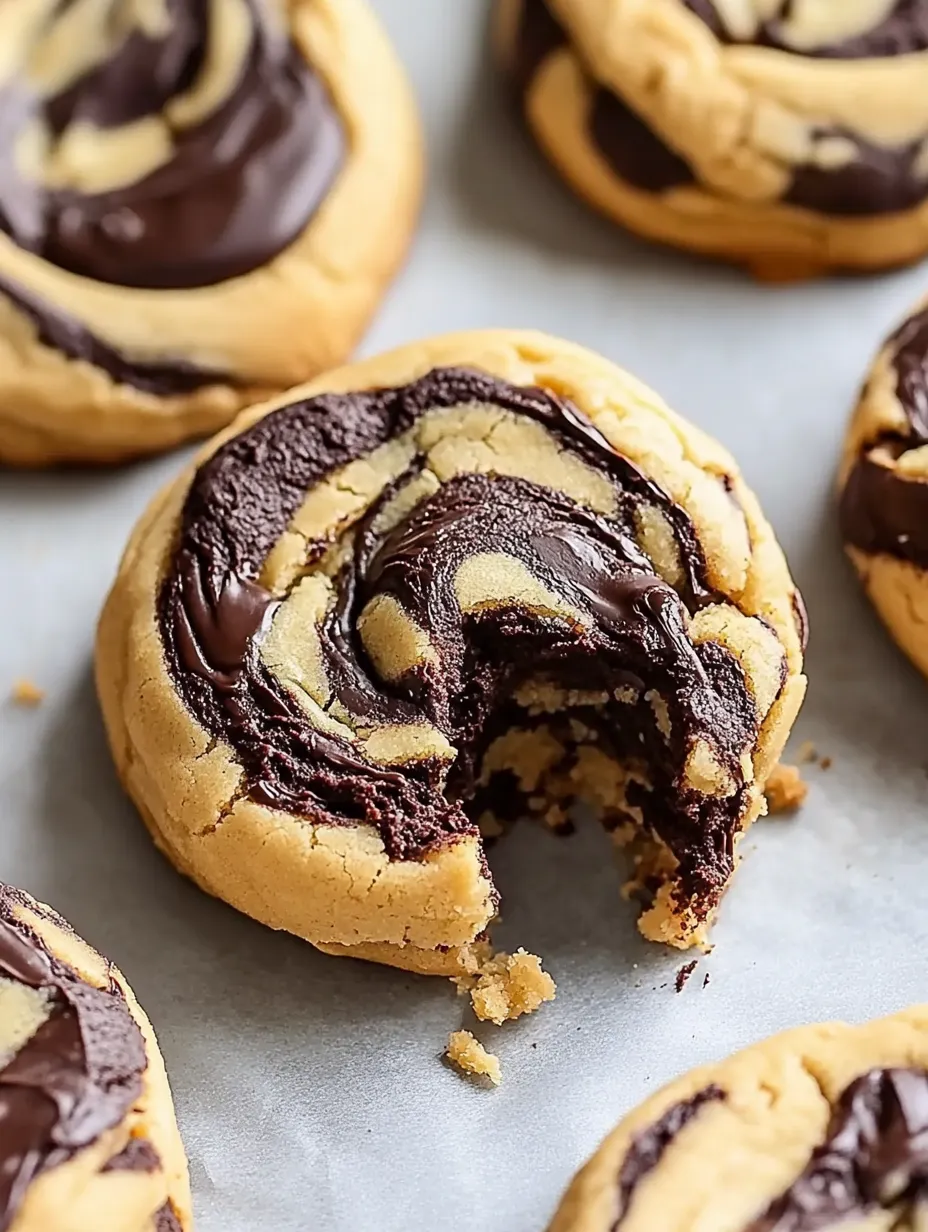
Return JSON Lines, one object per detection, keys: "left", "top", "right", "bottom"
{"left": 0, "top": 0, "right": 344, "bottom": 289}
{"left": 102, "top": 1136, "right": 162, "bottom": 1173}
{"left": 159, "top": 366, "right": 764, "bottom": 919}
{"left": 0, "top": 272, "right": 226, "bottom": 396}
{"left": 613, "top": 1085, "right": 725, "bottom": 1227}
{"left": 155, "top": 1201, "right": 183, "bottom": 1232}
{"left": 841, "top": 308, "right": 928, "bottom": 566}
{"left": 514, "top": 0, "right": 928, "bottom": 218}
{"left": 682, "top": 0, "right": 928, "bottom": 59}
{"left": 744, "top": 1068, "right": 928, "bottom": 1230}
{"left": 0, "top": 886, "right": 147, "bottom": 1232}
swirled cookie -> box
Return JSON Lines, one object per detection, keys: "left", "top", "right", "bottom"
{"left": 95, "top": 329, "right": 806, "bottom": 981}
{"left": 0, "top": 883, "right": 191, "bottom": 1232}
{"left": 498, "top": 0, "right": 928, "bottom": 277}
{"left": 840, "top": 298, "right": 928, "bottom": 678}
{"left": 0, "top": 0, "right": 421, "bottom": 466}
{"left": 547, "top": 1005, "right": 928, "bottom": 1232}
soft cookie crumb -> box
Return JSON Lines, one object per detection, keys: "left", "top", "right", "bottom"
{"left": 797, "top": 741, "right": 817, "bottom": 765}
{"left": 764, "top": 763, "right": 808, "bottom": 814}
{"left": 446, "top": 1031, "right": 501, "bottom": 1086}
{"left": 9, "top": 679, "right": 44, "bottom": 706}
{"left": 461, "top": 948, "right": 557, "bottom": 1025}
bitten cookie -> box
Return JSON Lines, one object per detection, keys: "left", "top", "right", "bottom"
{"left": 498, "top": 0, "right": 928, "bottom": 278}
{"left": 547, "top": 1004, "right": 928, "bottom": 1231}
{"left": 840, "top": 297, "right": 928, "bottom": 679}
{"left": 0, "top": 0, "right": 422, "bottom": 466}
{"left": 0, "top": 883, "right": 191, "bottom": 1232}
{"left": 96, "top": 329, "right": 806, "bottom": 982}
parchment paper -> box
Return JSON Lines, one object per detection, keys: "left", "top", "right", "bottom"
{"left": 3, "top": 4, "right": 928, "bottom": 1228}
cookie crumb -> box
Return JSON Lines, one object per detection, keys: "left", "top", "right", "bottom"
{"left": 10, "top": 679, "right": 44, "bottom": 706}
{"left": 703, "top": 972, "right": 710, "bottom": 988}
{"left": 797, "top": 741, "right": 817, "bottom": 765}
{"left": 820, "top": 756, "right": 832, "bottom": 770}
{"left": 675, "top": 960, "right": 698, "bottom": 993}
{"left": 764, "top": 763, "right": 808, "bottom": 814}
{"left": 446, "top": 1031, "right": 501, "bottom": 1086}
{"left": 462, "top": 948, "right": 556, "bottom": 1025}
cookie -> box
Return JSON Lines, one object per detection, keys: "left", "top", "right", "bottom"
{"left": 840, "top": 298, "right": 928, "bottom": 678}
{"left": 547, "top": 1004, "right": 928, "bottom": 1231}
{"left": 0, "top": 883, "right": 191, "bottom": 1232}
{"left": 498, "top": 0, "right": 928, "bottom": 277}
{"left": 0, "top": 0, "right": 422, "bottom": 466}
{"left": 95, "top": 328, "right": 806, "bottom": 982}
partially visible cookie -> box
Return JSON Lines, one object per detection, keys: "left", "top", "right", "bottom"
{"left": 0, "top": 883, "right": 191, "bottom": 1232}
{"left": 840, "top": 298, "right": 928, "bottom": 678}
{"left": 547, "top": 1004, "right": 928, "bottom": 1231}
{"left": 0, "top": 0, "right": 422, "bottom": 465}
{"left": 499, "top": 0, "right": 928, "bottom": 277}
{"left": 96, "top": 328, "right": 806, "bottom": 988}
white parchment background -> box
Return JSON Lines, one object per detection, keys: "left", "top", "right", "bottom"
{"left": 3, "top": 3, "right": 928, "bottom": 1229}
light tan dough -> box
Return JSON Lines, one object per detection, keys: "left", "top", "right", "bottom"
{"left": 0, "top": 0, "right": 423, "bottom": 466}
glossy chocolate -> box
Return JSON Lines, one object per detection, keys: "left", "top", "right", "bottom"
{"left": 0, "top": 0, "right": 344, "bottom": 289}
{"left": 841, "top": 307, "right": 928, "bottom": 565}
{"left": 745, "top": 1068, "right": 928, "bottom": 1230}
{"left": 159, "top": 367, "right": 763, "bottom": 924}
{"left": 0, "top": 273, "right": 226, "bottom": 396}
{"left": 613, "top": 1086, "right": 725, "bottom": 1227}
{"left": 0, "top": 887, "right": 147, "bottom": 1232}
{"left": 515, "top": 0, "right": 928, "bottom": 217}
{"left": 682, "top": 0, "right": 928, "bottom": 58}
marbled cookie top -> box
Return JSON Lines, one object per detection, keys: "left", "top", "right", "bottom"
{"left": 1, "top": 0, "right": 343, "bottom": 289}
{"left": 549, "top": 1007, "right": 928, "bottom": 1232}
{"left": 159, "top": 363, "right": 795, "bottom": 921}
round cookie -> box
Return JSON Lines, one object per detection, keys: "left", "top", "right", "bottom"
{"left": 547, "top": 1004, "right": 928, "bottom": 1231}
{"left": 0, "top": 883, "right": 191, "bottom": 1232}
{"left": 498, "top": 0, "right": 928, "bottom": 278}
{"left": 0, "top": 0, "right": 422, "bottom": 466}
{"left": 840, "top": 297, "right": 928, "bottom": 678}
{"left": 95, "top": 328, "right": 806, "bottom": 981}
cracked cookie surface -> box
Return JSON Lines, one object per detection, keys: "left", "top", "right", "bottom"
{"left": 498, "top": 0, "right": 928, "bottom": 276}
{"left": 840, "top": 295, "right": 928, "bottom": 679}
{"left": 0, "top": 0, "right": 422, "bottom": 465}
{"left": 547, "top": 1004, "right": 928, "bottom": 1232}
{"left": 0, "top": 882, "right": 190, "bottom": 1232}
{"left": 95, "top": 328, "right": 805, "bottom": 982}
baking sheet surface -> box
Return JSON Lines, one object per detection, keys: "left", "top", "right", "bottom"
{"left": 3, "top": 4, "right": 928, "bottom": 1229}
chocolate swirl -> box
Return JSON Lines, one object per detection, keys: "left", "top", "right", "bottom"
{"left": 513, "top": 0, "right": 928, "bottom": 217}
{"left": 0, "top": 0, "right": 344, "bottom": 289}
{"left": 682, "top": 0, "right": 928, "bottom": 59}
{"left": 159, "top": 366, "right": 764, "bottom": 920}
{"left": 0, "top": 886, "right": 147, "bottom": 1232}
{"left": 841, "top": 309, "right": 928, "bottom": 567}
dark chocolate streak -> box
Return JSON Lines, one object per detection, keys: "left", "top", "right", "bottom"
{"left": 0, "top": 886, "right": 147, "bottom": 1232}
{"left": 682, "top": 0, "right": 928, "bottom": 59}
{"left": 841, "top": 308, "right": 928, "bottom": 566}
{"left": 613, "top": 1086, "right": 725, "bottom": 1228}
{"left": 0, "top": 0, "right": 344, "bottom": 288}
{"left": 516, "top": 0, "right": 928, "bottom": 216}
{"left": 102, "top": 1136, "right": 161, "bottom": 1173}
{"left": 160, "top": 368, "right": 762, "bottom": 916}
{"left": 745, "top": 1068, "right": 928, "bottom": 1230}
{"left": 0, "top": 272, "right": 225, "bottom": 396}
{"left": 155, "top": 1201, "right": 183, "bottom": 1232}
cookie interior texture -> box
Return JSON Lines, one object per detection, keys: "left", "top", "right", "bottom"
{"left": 547, "top": 1006, "right": 928, "bottom": 1231}
{"left": 146, "top": 354, "right": 804, "bottom": 965}
{"left": 0, "top": 884, "right": 190, "bottom": 1232}
{"left": 502, "top": 0, "right": 928, "bottom": 271}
